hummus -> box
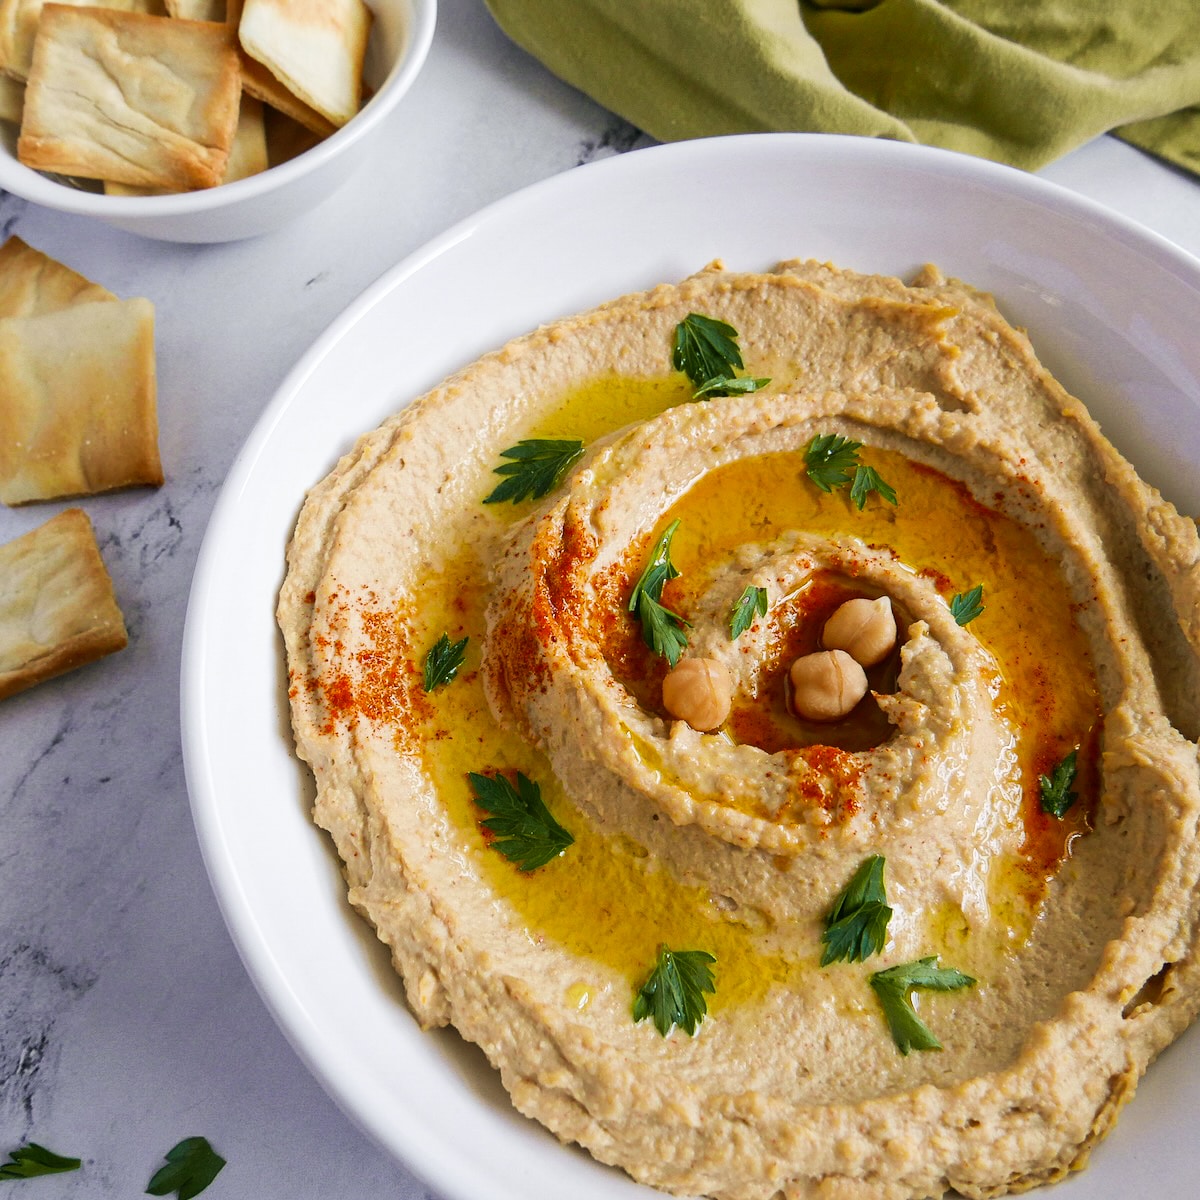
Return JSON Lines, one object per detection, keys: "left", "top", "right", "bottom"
{"left": 279, "top": 260, "right": 1200, "bottom": 1200}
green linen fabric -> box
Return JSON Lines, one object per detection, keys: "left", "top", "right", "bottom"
{"left": 484, "top": 0, "right": 1200, "bottom": 175}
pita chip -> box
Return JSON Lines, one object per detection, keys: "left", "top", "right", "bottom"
{"left": 226, "top": 0, "right": 333, "bottom": 137}
{"left": 165, "top": 0, "right": 222, "bottom": 18}
{"left": 105, "top": 90, "right": 267, "bottom": 193}
{"left": 237, "top": 0, "right": 369, "bottom": 129}
{"left": 0, "top": 0, "right": 164, "bottom": 82}
{"left": 0, "top": 71, "right": 21, "bottom": 119}
{"left": 263, "top": 100, "right": 322, "bottom": 165}
{"left": 0, "top": 507, "right": 128, "bottom": 700}
{"left": 18, "top": 7, "right": 241, "bottom": 189}
{"left": 0, "top": 235, "right": 115, "bottom": 316}
{"left": 0, "top": 297, "right": 162, "bottom": 505}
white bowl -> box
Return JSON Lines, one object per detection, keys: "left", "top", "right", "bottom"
{"left": 0, "top": 0, "right": 435, "bottom": 243}
{"left": 183, "top": 134, "right": 1200, "bottom": 1200}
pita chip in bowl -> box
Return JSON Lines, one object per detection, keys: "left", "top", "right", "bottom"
{"left": 0, "top": 0, "right": 435, "bottom": 242}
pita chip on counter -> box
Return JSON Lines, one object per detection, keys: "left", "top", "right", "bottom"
{"left": 0, "top": 507, "right": 128, "bottom": 701}
{"left": 0, "top": 234, "right": 114, "bottom": 315}
{"left": 0, "top": 236, "right": 162, "bottom": 506}
{"left": 0, "top": 297, "right": 161, "bottom": 504}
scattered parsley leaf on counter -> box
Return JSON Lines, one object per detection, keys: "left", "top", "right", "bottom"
{"left": 949, "top": 584, "right": 985, "bottom": 626}
{"left": 870, "top": 957, "right": 976, "bottom": 1055}
{"left": 1040, "top": 748, "right": 1080, "bottom": 818}
{"left": 821, "top": 854, "right": 892, "bottom": 966}
{"left": 729, "top": 585, "right": 768, "bottom": 640}
{"left": 805, "top": 433, "right": 863, "bottom": 493}
{"left": 483, "top": 438, "right": 585, "bottom": 505}
{"left": 672, "top": 313, "right": 769, "bottom": 399}
{"left": 145, "top": 1137, "right": 225, "bottom": 1199}
{"left": 628, "top": 519, "right": 690, "bottom": 666}
{"left": 423, "top": 632, "right": 469, "bottom": 692}
{"left": 0, "top": 1144, "right": 81, "bottom": 1179}
{"left": 850, "top": 464, "right": 898, "bottom": 510}
{"left": 468, "top": 770, "right": 574, "bottom": 871}
{"left": 633, "top": 946, "right": 717, "bottom": 1036}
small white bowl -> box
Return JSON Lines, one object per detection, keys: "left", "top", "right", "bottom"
{"left": 0, "top": 0, "right": 436, "bottom": 243}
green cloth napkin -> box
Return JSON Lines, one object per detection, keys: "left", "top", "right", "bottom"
{"left": 484, "top": 0, "right": 1200, "bottom": 176}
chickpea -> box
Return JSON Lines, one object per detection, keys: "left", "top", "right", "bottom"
{"left": 789, "top": 650, "right": 868, "bottom": 722}
{"left": 662, "top": 657, "right": 733, "bottom": 731}
{"left": 822, "top": 595, "right": 896, "bottom": 667}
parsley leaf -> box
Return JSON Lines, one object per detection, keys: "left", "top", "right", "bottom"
{"left": 1039, "top": 748, "right": 1080, "bottom": 818}
{"left": 869, "top": 957, "right": 976, "bottom": 1055}
{"left": 821, "top": 854, "right": 893, "bottom": 966}
{"left": 672, "top": 314, "right": 769, "bottom": 399}
{"left": 483, "top": 438, "right": 585, "bottom": 505}
{"left": 805, "top": 433, "right": 863, "bottom": 493}
{"left": 0, "top": 1144, "right": 81, "bottom": 1179}
{"left": 692, "top": 374, "right": 771, "bottom": 400}
{"left": 468, "top": 770, "right": 574, "bottom": 871}
{"left": 628, "top": 519, "right": 690, "bottom": 666}
{"left": 949, "top": 584, "right": 984, "bottom": 626}
{"left": 423, "top": 632, "right": 468, "bottom": 692}
{"left": 729, "top": 585, "right": 768, "bottom": 639}
{"left": 672, "top": 313, "right": 745, "bottom": 387}
{"left": 634, "top": 592, "right": 690, "bottom": 667}
{"left": 633, "top": 946, "right": 716, "bottom": 1036}
{"left": 145, "top": 1137, "right": 225, "bottom": 1199}
{"left": 805, "top": 434, "right": 898, "bottom": 508}
{"left": 850, "top": 464, "right": 898, "bottom": 510}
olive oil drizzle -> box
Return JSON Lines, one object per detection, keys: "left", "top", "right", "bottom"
{"left": 400, "top": 376, "right": 1100, "bottom": 1008}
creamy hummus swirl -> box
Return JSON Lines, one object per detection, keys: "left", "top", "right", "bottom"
{"left": 485, "top": 392, "right": 1025, "bottom": 939}
{"left": 280, "top": 260, "right": 1200, "bottom": 1200}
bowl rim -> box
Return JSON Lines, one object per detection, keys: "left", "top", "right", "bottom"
{"left": 0, "top": 0, "right": 437, "bottom": 218}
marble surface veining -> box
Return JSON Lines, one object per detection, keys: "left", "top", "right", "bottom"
{"left": 2, "top": 0, "right": 1200, "bottom": 1197}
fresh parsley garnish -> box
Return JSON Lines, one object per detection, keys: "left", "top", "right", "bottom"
{"left": 805, "top": 433, "right": 862, "bottom": 493}
{"left": 672, "top": 313, "right": 743, "bottom": 385}
{"left": 423, "top": 632, "right": 468, "bottom": 691}
{"left": 1039, "top": 748, "right": 1080, "bottom": 818}
{"left": 821, "top": 854, "right": 892, "bottom": 966}
{"left": 869, "top": 957, "right": 975, "bottom": 1055}
{"left": 0, "top": 1144, "right": 81, "bottom": 1179}
{"left": 949, "top": 584, "right": 984, "bottom": 626}
{"left": 672, "top": 313, "right": 768, "bottom": 399}
{"left": 850, "top": 464, "right": 898, "bottom": 510}
{"left": 633, "top": 945, "right": 716, "bottom": 1036}
{"left": 145, "top": 1137, "right": 225, "bottom": 1199}
{"left": 468, "top": 770, "right": 574, "bottom": 871}
{"left": 483, "top": 438, "right": 585, "bottom": 504}
{"left": 692, "top": 374, "right": 770, "bottom": 399}
{"left": 729, "top": 585, "right": 768, "bottom": 639}
{"left": 804, "top": 434, "right": 898, "bottom": 508}
{"left": 628, "top": 519, "right": 690, "bottom": 666}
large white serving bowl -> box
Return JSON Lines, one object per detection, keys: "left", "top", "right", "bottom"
{"left": 0, "top": 0, "right": 435, "bottom": 242}
{"left": 183, "top": 133, "right": 1200, "bottom": 1200}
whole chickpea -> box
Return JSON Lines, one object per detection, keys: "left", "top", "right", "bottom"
{"left": 822, "top": 595, "right": 896, "bottom": 667}
{"left": 789, "top": 650, "right": 868, "bottom": 721}
{"left": 662, "top": 657, "right": 733, "bottom": 732}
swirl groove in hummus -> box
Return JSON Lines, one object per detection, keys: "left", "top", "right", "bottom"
{"left": 279, "top": 260, "right": 1200, "bottom": 1200}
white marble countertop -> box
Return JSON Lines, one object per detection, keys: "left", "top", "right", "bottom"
{"left": 3, "top": 1, "right": 1200, "bottom": 1196}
